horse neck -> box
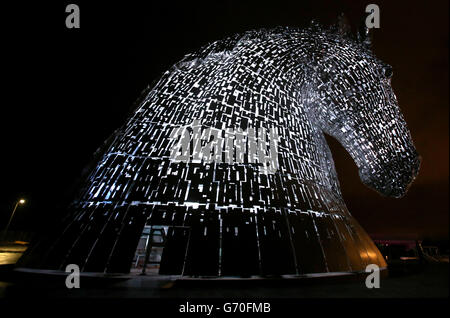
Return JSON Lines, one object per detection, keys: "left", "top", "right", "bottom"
{"left": 234, "top": 35, "right": 343, "bottom": 202}
{"left": 296, "top": 101, "right": 343, "bottom": 201}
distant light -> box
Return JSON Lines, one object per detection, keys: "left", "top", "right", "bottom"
{"left": 400, "top": 257, "right": 419, "bottom": 261}
{"left": 19, "top": 199, "right": 26, "bottom": 204}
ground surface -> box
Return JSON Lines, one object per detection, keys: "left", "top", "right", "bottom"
{"left": 0, "top": 257, "right": 448, "bottom": 299}
{"left": 1, "top": 242, "right": 448, "bottom": 299}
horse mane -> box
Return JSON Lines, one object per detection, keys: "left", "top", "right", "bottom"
{"left": 175, "top": 20, "right": 369, "bottom": 73}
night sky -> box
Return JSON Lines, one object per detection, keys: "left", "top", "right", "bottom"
{"left": 1, "top": 0, "right": 448, "bottom": 241}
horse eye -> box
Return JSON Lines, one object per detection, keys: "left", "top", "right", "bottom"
{"left": 383, "top": 66, "right": 393, "bottom": 78}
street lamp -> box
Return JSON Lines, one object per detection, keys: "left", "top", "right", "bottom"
{"left": 2, "top": 198, "right": 26, "bottom": 242}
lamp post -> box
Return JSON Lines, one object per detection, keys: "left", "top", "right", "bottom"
{"left": 2, "top": 199, "right": 26, "bottom": 242}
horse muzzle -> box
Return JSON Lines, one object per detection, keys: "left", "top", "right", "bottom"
{"left": 359, "top": 153, "right": 421, "bottom": 198}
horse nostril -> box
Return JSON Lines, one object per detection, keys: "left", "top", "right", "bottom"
{"left": 383, "top": 66, "right": 393, "bottom": 78}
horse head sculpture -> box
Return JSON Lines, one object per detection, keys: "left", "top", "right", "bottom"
{"left": 17, "top": 16, "right": 420, "bottom": 277}
{"left": 313, "top": 21, "right": 420, "bottom": 198}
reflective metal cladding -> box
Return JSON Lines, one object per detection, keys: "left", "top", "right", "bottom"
{"left": 19, "top": 22, "right": 419, "bottom": 277}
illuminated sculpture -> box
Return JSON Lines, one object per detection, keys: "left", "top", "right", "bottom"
{"left": 20, "top": 20, "right": 420, "bottom": 277}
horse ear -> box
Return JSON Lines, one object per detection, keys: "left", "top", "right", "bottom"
{"left": 357, "top": 14, "right": 372, "bottom": 48}
{"left": 336, "top": 13, "right": 352, "bottom": 36}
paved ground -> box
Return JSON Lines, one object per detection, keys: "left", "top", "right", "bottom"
{"left": 1, "top": 245, "right": 447, "bottom": 317}
{"left": 0, "top": 262, "right": 447, "bottom": 299}
{"left": 0, "top": 242, "right": 448, "bottom": 299}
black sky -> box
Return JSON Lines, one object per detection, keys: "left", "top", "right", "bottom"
{"left": 1, "top": 0, "right": 448, "bottom": 240}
